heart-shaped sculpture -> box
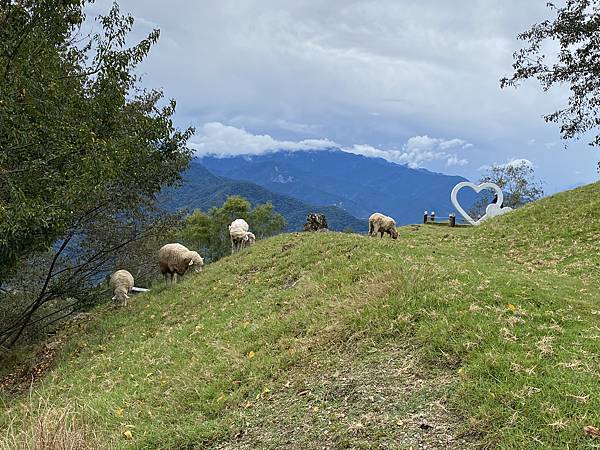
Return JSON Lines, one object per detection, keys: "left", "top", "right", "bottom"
{"left": 450, "top": 182, "right": 513, "bottom": 226}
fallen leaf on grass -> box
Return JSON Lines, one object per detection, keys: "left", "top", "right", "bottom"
{"left": 247, "top": 351, "right": 255, "bottom": 359}
{"left": 123, "top": 430, "right": 133, "bottom": 439}
{"left": 506, "top": 303, "right": 516, "bottom": 312}
{"left": 114, "top": 408, "right": 124, "bottom": 417}
{"left": 584, "top": 426, "right": 600, "bottom": 437}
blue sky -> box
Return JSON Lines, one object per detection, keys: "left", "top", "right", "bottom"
{"left": 88, "top": 1, "right": 599, "bottom": 192}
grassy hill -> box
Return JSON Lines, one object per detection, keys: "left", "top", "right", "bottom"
{"left": 1, "top": 183, "right": 600, "bottom": 448}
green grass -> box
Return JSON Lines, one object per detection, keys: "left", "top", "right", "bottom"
{"left": 1, "top": 183, "right": 600, "bottom": 449}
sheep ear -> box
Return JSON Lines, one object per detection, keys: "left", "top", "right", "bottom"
{"left": 188, "top": 260, "right": 194, "bottom": 266}
{"left": 125, "top": 294, "right": 130, "bottom": 299}
{"left": 112, "top": 295, "right": 117, "bottom": 300}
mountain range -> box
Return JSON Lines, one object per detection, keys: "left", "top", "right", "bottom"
{"left": 200, "top": 149, "right": 474, "bottom": 223}
{"left": 163, "top": 161, "right": 367, "bottom": 231}
{"left": 164, "top": 149, "right": 475, "bottom": 230}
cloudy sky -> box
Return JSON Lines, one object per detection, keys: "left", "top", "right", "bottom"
{"left": 88, "top": 0, "right": 599, "bottom": 192}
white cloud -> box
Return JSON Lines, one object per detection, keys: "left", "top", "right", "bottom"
{"left": 192, "top": 123, "right": 470, "bottom": 168}
{"left": 191, "top": 122, "right": 336, "bottom": 157}
{"left": 501, "top": 158, "right": 533, "bottom": 168}
{"left": 478, "top": 158, "right": 533, "bottom": 172}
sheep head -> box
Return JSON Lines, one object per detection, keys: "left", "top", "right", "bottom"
{"left": 186, "top": 251, "right": 204, "bottom": 273}
{"left": 390, "top": 228, "right": 398, "bottom": 239}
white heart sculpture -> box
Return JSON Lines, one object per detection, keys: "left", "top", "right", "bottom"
{"left": 450, "top": 182, "right": 513, "bottom": 226}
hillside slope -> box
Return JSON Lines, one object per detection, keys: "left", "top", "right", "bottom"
{"left": 1, "top": 183, "right": 599, "bottom": 449}
{"left": 162, "top": 161, "right": 366, "bottom": 232}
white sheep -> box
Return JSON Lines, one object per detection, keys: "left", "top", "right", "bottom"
{"left": 229, "top": 219, "right": 255, "bottom": 253}
{"left": 109, "top": 269, "right": 134, "bottom": 306}
{"left": 159, "top": 243, "right": 204, "bottom": 284}
{"left": 368, "top": 213, "right": 398, "bottom": 239}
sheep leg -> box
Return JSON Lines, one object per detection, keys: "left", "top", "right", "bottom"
{"left": 371, "top": 224, "right": 379, "bottom": 236}
{"left": 368, "top": 221, "right": 373, "bottom": 236}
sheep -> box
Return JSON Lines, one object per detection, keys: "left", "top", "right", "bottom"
{"left": 110, "top": 269, "right": 134, "bottom": 306}
{"left": 243, "top": 231, "right": 256, "bottom": 249}
{"left": 368, "top": 213, "right": 398, "bottom": 239}
{"left": 229, "top": 219, "right": 255, "bottom": 253}
{"left": 159, "top": 243, "right": 204, "bottom": 284}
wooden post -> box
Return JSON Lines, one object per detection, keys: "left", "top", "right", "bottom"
{"left": 449, "top": 213, "right": 456, "bottom": 227}
{"left": 430, "top": 211, "right": 435, "bottom": 223}
{"left": 423, "top": 211, "right": 428, "bottom": 224}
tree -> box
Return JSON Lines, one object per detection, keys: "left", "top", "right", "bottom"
{"left": 470, "top": 161, "right": 544, "bottom": 219}
{"left": 0, "top": 1, "right": 193, "bottom": 281}
{"left": 0, "top": 1, "right": 193, "bottom": 345}
{"left": 501, "top": 0, "right": 600, "bottom": 156}
{"left": 178, "top": 197, "right": 286, "bottom": 262}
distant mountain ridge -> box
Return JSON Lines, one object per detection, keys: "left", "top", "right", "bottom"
{"left": 200, "top": 149, "right": 475, "bottom": 224}
{"left": 162, "top": 161, "right": 366, "bottom": 232}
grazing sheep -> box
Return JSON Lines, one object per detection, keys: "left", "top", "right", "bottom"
{"left": 303, "top": 213, "right": 328, "bottom": 232}
{"left": 159, "top": 243, "right": 204, "bottom": 284}
{"left": 368, "top": 213, "right": 398, "bottom": 239}
{"left": 110, "top": 269, "right": 134, "bottom": 306}
{"left": 229, "top": 219, "right": 255, "bottom": 253}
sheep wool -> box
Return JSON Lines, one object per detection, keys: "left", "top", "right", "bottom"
{"left": 110, "top": 269, "right": 134, "bottom": 306}
{"left": 368, "top": 213, "right": 398, "bottom": 239}
{"left": 159, "top": 243, "right": 204, "bottom": 284}
{"left": 229, "top": 219, "right": 249, "bottom": 232}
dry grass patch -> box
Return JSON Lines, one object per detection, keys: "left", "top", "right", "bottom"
{"left": 0, "top": 397, "right": 109, "bottom": 450}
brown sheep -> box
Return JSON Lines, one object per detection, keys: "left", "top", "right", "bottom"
{"left": 368, "top": 213, "right": 398, "bottom": 239}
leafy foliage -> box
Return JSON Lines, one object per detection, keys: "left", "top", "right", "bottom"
{"left": 0, "top": 1, "right": 193, "bottom": 281}
{"left": 470, "top": 161, "right": 544, "bottom": 219}
{"left": 0, "top": 1, "right": 193, "bottom": 345}
{"left": 501, "top": 0, "right": 600, "bottom": 152}
{"left": 177, "top": 196, "right": 285, "bottom": 262}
